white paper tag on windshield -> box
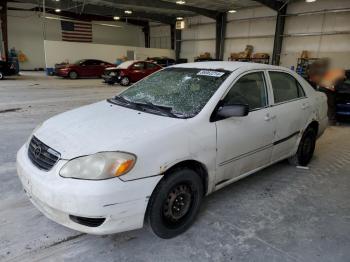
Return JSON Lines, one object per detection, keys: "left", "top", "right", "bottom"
{"left": 197, "top": 70, "right": 225, "bottom": 77}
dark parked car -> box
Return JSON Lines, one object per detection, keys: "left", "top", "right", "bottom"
{"left": 55, "top": 59, "right": 114, "bottom": 79}
{"left": 336, "top": 70, "right": 350, "bottom": 120}
{"left": 0, "top": 61, "right": 17, "bottom": 80}
{"left": 147, "top": 57, "right": 175, "bottom": 67}
{"left": 102, "top": 60, "right": 162, "bottom": 86}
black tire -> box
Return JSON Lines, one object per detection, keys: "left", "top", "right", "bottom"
{"left": 68, "top": 71, "right": 78, "bottom": 79}
{"left": 120, "top": 76, "right": 130, "bottom": 86}
{"left": 0, "top": 71, "right": 4, "bottom": 80}
{"left": 147, "top": 168, "right": 204, "bottom": 239}
{"left": 289, "top": 127, "right": 317, "bottom": 166}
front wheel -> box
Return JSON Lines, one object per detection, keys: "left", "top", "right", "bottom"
{"left": 68, "top": 71, "right": 78, "bottom": 79}
{"left": 0, "top": 71, "right": 4, "bottom": 80}
{"left": 147, "top": 168, "right": 204, "bottom": 239}
{"left": 288, "top": 127, "right": 317, "bottom": 166}
{"left": 120, "top": 76, "right": 130, "bottom": 86}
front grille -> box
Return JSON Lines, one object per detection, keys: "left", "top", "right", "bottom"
{"left": 28, "top": 136, "right": 60, "bottom": 171}
{"left": 69, "top": 215, "right": 106, "bottom": 227}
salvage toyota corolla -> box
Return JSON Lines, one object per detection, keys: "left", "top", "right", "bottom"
{"left": 17, "top": 62, "right": 328, "bottom": 239}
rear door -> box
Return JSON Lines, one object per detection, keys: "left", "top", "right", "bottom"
{"left": 267, "top": 71, "right": 310, "bottom": 161}
{"left": 79, "top": 60, "right": 96, "bottom": 76}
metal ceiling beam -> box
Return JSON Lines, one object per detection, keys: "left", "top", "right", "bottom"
{"left": 253, "top": 0, "right": 283, "bottom": 11}
{"left": 82, "top": 4, "right": 176, "bottom": 24}
{"left": 100, "top": 0, "right": 219, "bottom": 19}
{"left": 13, "top": 0, "right": 177, "bottom": 24}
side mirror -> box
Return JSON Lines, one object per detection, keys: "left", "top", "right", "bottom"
{"left": 215, "top": 104, "right": 249, "bottom": 120}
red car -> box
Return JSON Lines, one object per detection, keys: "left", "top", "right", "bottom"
{"left": 55, "top": 59, "right": 114, "bottom": 79}
{"left": 102, "top": 60, "right": 162, "bottom": 86}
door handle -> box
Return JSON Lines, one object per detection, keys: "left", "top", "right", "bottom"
{"left": 302, "top": 103, "right": 310, "bottom": 109}
{"left": 264, "top": 113, "right": 276, "bottom": 121}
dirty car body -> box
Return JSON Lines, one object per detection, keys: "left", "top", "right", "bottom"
{"left": 17, "top": 62, "right": 328, "bottom": 237}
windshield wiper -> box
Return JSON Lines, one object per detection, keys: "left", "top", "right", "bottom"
{"left": 113, "top": 95, "right": 132, "bottom": 105}
{"left": 134, "top": 100, "right": 177, "bottom": 118}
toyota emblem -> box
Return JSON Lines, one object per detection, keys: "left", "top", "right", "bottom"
{"left": 34, "top": 146, "right": 42, "bottom": 158}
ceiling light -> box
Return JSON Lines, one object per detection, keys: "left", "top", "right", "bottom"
{"left": 228, "top": 10, "right": 237, "bottom": 13}
{"left": 176, "top": 0, "right": 186, "bottom": 4}
{"left": 55, "top": 9, "right": 61, "bottom": 12}
{"left": 124, "top": 10, "right": 132, "bottom": 14}
{"left": 54, "top": 0, "right": 60, "bottom": 2}
{"left": 305, "top": 0, "right": 316, "bottom": 2}
{"left": 176, "top": 17, "right": 183, "bottom": 20}
{"left": 113, "top": 16, "right": 120, "bottom": 20}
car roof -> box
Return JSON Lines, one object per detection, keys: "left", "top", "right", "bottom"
{"left": 171, "top": 61, "right": 286, "bottom": 72}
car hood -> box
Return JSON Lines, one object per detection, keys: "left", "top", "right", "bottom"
{"left": 34, "top": 100, "right": 183, "bottom": 159}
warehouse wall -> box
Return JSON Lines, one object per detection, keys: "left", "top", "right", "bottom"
{"left": 181, "top": 15, "right": 216, "bottom": 62}
{"left": 7, "top": 10, "right": 145, "bottom": 70}
{"left": 177, "top": 6, "right": 276, "bottom": 62}
{"left": 281, "top": 0, "right": 350, "bottom": 69}
{"left": 150, "top": 23, "right": 172, "bottom": 49}
{"left": 149, "top": 0, "right": 350, "bottom": 68}
{"left": 44, "top": 40, "right": 175, "bottom": 68}
{"left": 224, "top": 6, "right": 276, "bottom": 61}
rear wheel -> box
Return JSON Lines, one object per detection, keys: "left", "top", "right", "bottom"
{"left": 147, "top": 168, "right": 203, "bottom": 239}
{"left": 288, "top": 127, "right": 317, "bottom": 166}
{"left": 68, "top": 71, "right": 78, "bottom": 79}
{"left": 0, "top": 71, "right": 4, "bottom": 80}
{"left": 120, "top": 76, "right": 130, "bottom": 86}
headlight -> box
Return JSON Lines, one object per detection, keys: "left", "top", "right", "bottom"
{"left": 59, "top": 152, "right": 136, "bottom": 180}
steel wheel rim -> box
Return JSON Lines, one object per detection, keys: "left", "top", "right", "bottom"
{"left": 121, "top": 77, "right": 129, "bottom": 85}
{"left": 70, "top": 72, "right": 77, "bottom": 79}
{"left": 162, "top": 183, "right": 193, "bottom": 224}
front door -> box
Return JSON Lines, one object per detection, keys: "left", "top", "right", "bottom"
{"left": 129, "top": 62, "right": 147, "bottom": 82}
{"left": 215, "top": 71, "right": 275, "bottom": 187}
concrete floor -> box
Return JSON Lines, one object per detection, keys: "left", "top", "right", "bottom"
{"left": 1, "top": 72, "right": 350, "bottom": 262}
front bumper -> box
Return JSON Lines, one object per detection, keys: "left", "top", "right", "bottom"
{"left": 102, "top": 74, "right": 120, "bottom": 83}
{"left": 16, "top": 145, "right": 162, "bottom": 235}
{"left": 55, "top": 69, "right": 69, "bottom": 77}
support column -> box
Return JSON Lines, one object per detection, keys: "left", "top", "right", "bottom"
{"left": 215, "top": 12, "right": 227, "bottom": 61}
{"left": 272, "top": 5, "right": 287, "bottom": 65}
{"left": 170, "top": 24, "right": 175, "bottom": 50}
{"left": 0, "top": 0, "right": 8, "bottom": 60}
{"left": 175, "top": 27, "right": 181, "bottom": 61}
{"left": 143, "top": 23, "right": 150, "bottom": 48}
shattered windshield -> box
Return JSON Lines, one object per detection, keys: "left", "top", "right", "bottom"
{"left": 118, "top": 68, "right": 230, "bottom": 118}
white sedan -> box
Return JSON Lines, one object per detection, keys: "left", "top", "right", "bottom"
{"left": 17, "top": 62, "right": 328, "bottom": 239}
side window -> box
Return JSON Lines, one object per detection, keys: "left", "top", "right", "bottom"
{"left": 223, "top": 72, "right": 268, "bottom": 110}
{"left": 132, "top": 62, "right": 145, "bottom": 70}
{"left": 146, "top": 62, "right": 158, "bottom": 69}
{"left": 83, "top": 60, "right": 95, "bottom": 66}
{"left": 269, "top": 72, "right": 305, "bottom": 103}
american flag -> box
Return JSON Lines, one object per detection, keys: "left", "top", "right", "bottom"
{"left": 61, "top": 21, "right": 92, "bottom": 42}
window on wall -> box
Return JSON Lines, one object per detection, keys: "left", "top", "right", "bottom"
{"left": 223, "top": 72, "right": 268, "bottom": 111}
{"left": 269, "top": 72, "right": 305, "bottom": 103}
